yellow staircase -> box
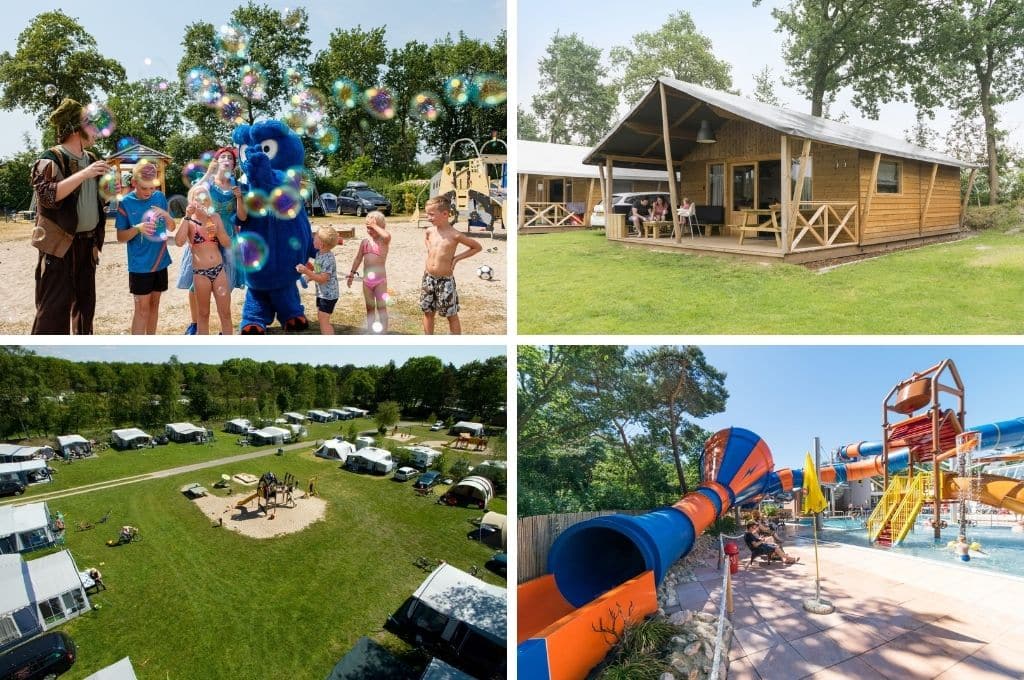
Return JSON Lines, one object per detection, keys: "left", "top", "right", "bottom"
{"left": 867, "top": 472, "right": 930, "bottom": 546}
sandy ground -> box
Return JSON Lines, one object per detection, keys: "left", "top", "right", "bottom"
{"left": 190, "top": 491, "right": 326, "bottom": 539}
{"left": 0, "top": 215, "right": 507, "bottom": 335}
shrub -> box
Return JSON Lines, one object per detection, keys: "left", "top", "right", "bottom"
{"left": 449, "top": 458, "right": 470, "bottom": 480}
{"left": 472, "top": 463, "right": 506, "bottom": 493}
{"left": 431, "top": 452, "right": 450, "bottom": 476}
{"left": 963, "top": 203, "right": 1023, "bottom": 232}
{"left": 705, "top": 515, "right": 738, "bottom": 536}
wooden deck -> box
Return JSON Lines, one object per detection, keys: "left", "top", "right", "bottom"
{"left": 612, "top": 232, "right": 787, "bottom": 261}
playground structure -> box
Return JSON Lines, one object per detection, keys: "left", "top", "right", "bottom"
{"left": 519, "top": 358, "right": 1024, "bottom": 680}
{"left": 233, "top": 472, "right": 297, "bottom": 515}
{"left": 449, "top": 434, "right": 488, "bottom": 451}
{"left": 426, "top": 137, "right": 507, "bottom": 232}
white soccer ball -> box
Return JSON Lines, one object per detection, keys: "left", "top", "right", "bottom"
{"left": 477, "top": 265, "right": 494, "bottom": 280}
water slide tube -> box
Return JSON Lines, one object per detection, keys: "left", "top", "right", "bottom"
{"left": 519, "top": 427, "right": 774, "bottom": 680}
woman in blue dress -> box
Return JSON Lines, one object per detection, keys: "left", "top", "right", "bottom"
{"left": 204, "top": 147, "right": 247, "bottom": 291}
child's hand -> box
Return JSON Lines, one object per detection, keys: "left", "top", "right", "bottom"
{"left": 139, "top": 220, "right": 156, "bottom": 237}
{"left": 346, "top": 273, "right": 353, "bottom": 289}
{"left": 204, "top": 221, "right": 216, "bottom": 239}
{"left": 232, "top": 186, "right": 242, "bottom": 199}
{"left": 185, "top": 203, "right": 196, "bottom": 218}
{"left": 295, "top": 263, "right": 308, "bottom": 275}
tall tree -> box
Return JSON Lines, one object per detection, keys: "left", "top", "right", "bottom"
{"left": 517, "top": 106, "right": 542, "bottom": 142}
{"left": 925, "top": 0, "right": 1024, "bottom": 204}
{"left": 106, "top": 78, "right": 186, "bottom": 153}
{"left": 610, "top": 11, "right": 734, "bottom": 106}
{"left": 759, "top": 0, "right": 927, "bottom": 117}
{"left": 0, "top": 10, "right": 125, "bottom": 128}
{"left": 375, "top": 400, "right": 400, "bottom": 433}
{"left": 752, "top": 66, "right": 784, "bottom": 107}
{"left": 531, "top": 33, "right": 618, "bottom": 145}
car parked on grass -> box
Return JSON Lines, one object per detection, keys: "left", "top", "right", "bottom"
{"left": 413, "top": 470, "right": 442, "bottom": 490}
{"left": 337, "top": 184, "right": 392, "bottom": 216}
{"left": 589, "top": 191, "right": 672, "bottom": 227}
{"left": 393, "top": 466, "right": 418, "bottom": 482}
{"left": 429, "top": 421, "right": 444, "bottom": 431}
{"left": 0, "top": 631, "right": 77, "bottom": 679}
{"left": 0, "top": 479, "right": 26, "bottom": 497}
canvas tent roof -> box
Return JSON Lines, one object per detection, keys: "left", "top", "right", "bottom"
{"left": 0, "top": 460, "right": 47, "bottom": 475}
{"left": 56, "top": 435, "right": 88, "bottom": 448}
{"left": 0, "top": 502, "right": 49, "bottom": 536}
{"left": 166, "top": 423, "right": 204, "bottom": 435}
{"left": 353, "top": 447, "right": 392, "bottom": 464}
{"left": 319, "top": 438, "right": 354, "bottom": 453}
{"left": 0, "top": 445, "right": 45, "bottom": 460}
{"left": 308, "top": 410, "right": 332, "bottom": 417}
{"left": 451, "top": 421, "right": 484, "bottom": 433}
{"left": 253, "top": 426, "right": 289, "bottom": 438}
{"left": 413, "top": 563, "right": 506, "bottom": 642}
{"left": 111, "top": 428, "right": 150, "bottom": 440}
{"left": 227, "top": 418, "right": 251, "bottom": 428}
{"left": 84, "top": 657, "right": 140, "bottom": 680}
{"left": 0, "top": 554, "right": 30, "bottom": 613}
{"left": 584, "top": 77, "right": 975, "bottom": 171}
{"left": 26, "top": 549, "right": 82, "bottom": 601}
{"left": 451, "top": 476, "right": 494, "bottom": 500}
{"left": 283, "top": 412, "right": 306, "bottom": 420}
{"left": 519, "top": 140, "right": 672, "bottom": 180}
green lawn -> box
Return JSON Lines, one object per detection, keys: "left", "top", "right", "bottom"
{"left": 517, "top": 228, "right": 1024, "bottom": 333}
{"left": 21, "top": 447, "right": 504, "bottom": 679}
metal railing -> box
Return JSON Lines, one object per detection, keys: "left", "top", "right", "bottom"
{"left": 710, "top": 532, "right": 743, "bottom": 678}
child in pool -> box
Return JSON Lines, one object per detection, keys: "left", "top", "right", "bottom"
{"left": 346, "top": 211, "right": 392, "bottom": 333}
{"left": 175, "top": 183, "right": 233, "bottom": 334}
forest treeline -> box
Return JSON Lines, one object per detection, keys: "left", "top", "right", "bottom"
{"left": 0, "top": 347, "right": 505, "bottom": 440}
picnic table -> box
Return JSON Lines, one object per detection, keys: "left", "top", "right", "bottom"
{"left": 642, "top": 220, "right": 674, "bottom": 239}
{"left": 736, "top": 207, "right": 781, "bottom": 246}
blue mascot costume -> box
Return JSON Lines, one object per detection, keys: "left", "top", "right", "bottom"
{"left": 231, "top": 120, "right": 315, "bottom": 333}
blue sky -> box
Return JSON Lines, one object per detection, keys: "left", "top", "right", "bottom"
{"left": 681, "top": 345, "right": 1024, "bottom": 473}
{"left": 517, "top": 0, "right": 1024, "bottom": 153}
{"left": 29, "top": 344, "right": 505, "bottom": 368}
{"left": 0, "top": 0, "right": 506, "bottom": 156}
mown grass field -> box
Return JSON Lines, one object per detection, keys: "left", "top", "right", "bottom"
{"left": 517, "top": 225, "right": 1024, "bottom": 334}
{"left": 5, "top": 421, "right": 506, "bottom": 679}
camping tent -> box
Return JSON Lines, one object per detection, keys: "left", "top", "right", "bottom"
{"left": 250, "top": 427, "right": 290, "bottom": 446}
{"left": 0, "top": 502, "right": 55, "bottom": 554}
{"left": 26, "top": 549, "right": 90, "bottom": 628}
{"left": 110, "top": 428, "right": 152, "bottom": 451}
{"left": 478, "top": 511, "right": 507, "bottom": 549}
{"left": 449, "top": 422, "right": 485, "bottom": 437}
{"left": 346, "top": 447, "right": 395, "bottom": 475}
{"left": 355, "top": 436, "right": 374, "bottom": 450}
{"left": 0, "top": 553, "right": 43, "bottom": 651}
{"left": 307, "top": 409, "right": 335, "bottom": 423}
{"left": 343, "top": 406, "right": 369, "bottom": 418}
{"left": 0, "top": 460, "right": 49, "bottom": 486}
{"left": 0, "top": 445, "right": 50, "bottom": 464}
{"left": 283, "top": 412, "right": 307, "bottom": 424}
{"left": 56, "top": 435, "right": 91, "bottom": 457}
{"left": 443, "top": 476, "right": 494, "bottom": 509}
{"left": 329, "top": 408, "right": 356, "bottom": 420}
{"left": 83, "top": 657, "right": 140, "bottom": 680}
{"left": 164, "top": 423, "right": 206, "bottom": 443}
{"left": 224, "top": 419, "right": 252, "bottom": 434}
{"left": 316, "top": 438, "right": 355, "bottom": 463}
{"left": 385, "top": 563, "right": 505, "bottom": 680}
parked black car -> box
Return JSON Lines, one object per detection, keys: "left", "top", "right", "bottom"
{"left": 413, "top": 470, "right": 442, "bottom": 491}
{"left": 0, "top": 480, "right": 26, "bottom": 497}
{"left": 0, "top": 631, "right": 76, "bottom": 679}
{"left": 337, "top": 187, "right": 392, "bottom": 216}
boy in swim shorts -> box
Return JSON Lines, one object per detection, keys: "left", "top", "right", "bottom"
{"left": 420, "top": 195, "right": 482, "bottom": 334}
{"left": 297, "top": 225, "right": 340, "bottom": 334}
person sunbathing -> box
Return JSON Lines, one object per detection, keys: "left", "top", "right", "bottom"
{"left": 744, "top": 521, "right": 799, "bottom": 564}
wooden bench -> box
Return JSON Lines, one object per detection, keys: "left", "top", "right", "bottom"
{"left": 735, "top": 208, "right": 781, "bottom": 247}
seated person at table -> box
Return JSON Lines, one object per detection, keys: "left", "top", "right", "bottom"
{"left": 651, "top": 195, "right": 669, "bottom": 221}
{"left": 744, "top": 521, "right": 799, "bottom": 564}
{"left": 629, "top": 197, "right": 651, "bottom": 234}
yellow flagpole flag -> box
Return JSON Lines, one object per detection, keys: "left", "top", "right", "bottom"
{"left": 802, "top": 452, "right": 828, "bottom": 515}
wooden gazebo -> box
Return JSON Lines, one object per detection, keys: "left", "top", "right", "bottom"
{"left": 585, "top": 78, "right": 979, "bottom": 263}
{"left": 105, "top": 143, "right": 173, "bottom": 195}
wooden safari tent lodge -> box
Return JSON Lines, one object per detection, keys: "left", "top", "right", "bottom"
{"left": 518, "top": 141, "right": 671, "bottom": 232}
{"left": 585, "top": 78, "right": 976, "bottom": 263}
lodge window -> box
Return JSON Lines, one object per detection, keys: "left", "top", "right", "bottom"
{"left": 877, "top": 161, "right": 901, "bottom": 193}
{"left": 0, "top": 615, "right": 20, "bottom": 647}
{"left": 39, "top": 597, "right": 65, "bottom": 625}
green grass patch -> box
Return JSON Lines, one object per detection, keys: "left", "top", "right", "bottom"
{"left": 517, "top": 229, "right": 1024, "bottom": 333}
{"left": 27, "top": 448, "right": 504, "bottom": 679}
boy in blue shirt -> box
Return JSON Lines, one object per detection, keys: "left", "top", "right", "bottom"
{"left": 115, "top": 161, "right": 176, "bottom": 334}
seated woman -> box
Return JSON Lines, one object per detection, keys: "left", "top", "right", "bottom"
{"left": 744, "top": 521, "right": 799, "bottom": 564}
{"left": 651, "top": 195, "right": 669, "bottom": 221}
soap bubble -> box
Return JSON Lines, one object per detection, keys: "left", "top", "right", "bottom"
{"left": 244, "top": 189, "right": 270, "bottom": 217}
{"left": 285, "top": 167, "right": 314, "bottom": 200}
{"left": 32, "top": 226, "right": 45, "bottom": 241}
{"left": 284, "top": 67, "right": 306, "bottom": 91}
{"left": 288, "top": 236, "right": 302, "bottom": 251}
{"left": 411, "top": 92, "right": 442, "bottom": 122}
{"left": 237, "top": 63, "right": 268, "bottom": 101}
{"left": 371, "top": 321, "right": 383, "bottom": 334}
{"left": 288, "top": 88, "right": 327, "bottom": 129}
{"left": 443, "top": 75, "right": 475, "bottom": 107}
{"left": 44, "top": 84, "right": 58, "bottom": 97}
{"left": 116, "top": 137, "right": 140, "bottom": 162}
{"left": 282, "top": 7, "right": 303, "bottom": 29}
{"left": 331, "top": 78, "right": 362, "bottom": 109}
{"left": 181, "top": 160, "right": 208, "bottom": 188}
{"left": 382, "top": 289, "right": 396, "bottom": 307}
{"left": 269, "top": 185, "right": 303, "bottom": 219}
{"left": 98, "top": 171, "right": 120, "bottom": 202}
{"left": 235, "top": 232, "right": 269, "bottom": 273}
{"left": 314, "top": 126, "right": 340, "bottom": 153}
{"left": 217, "top": 94, "right": 248, "bottom": 124}
{"left": 363, "top": 87, "right": 395, "bottom": 120}
{"left": 140, "top": 208, "right": 169, "bottom": 242}
{"left": 216, "top": 23, "right": 250, "bottom": 60}
{"left": 83, "top": 103, "right": 116, "bottom": 138}
{"left": 185, "top": 68, "right": 223, "bottom": 107}
{"left": 472, "top": 74, "right": 507, "bottom": 107}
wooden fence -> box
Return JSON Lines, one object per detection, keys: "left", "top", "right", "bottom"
{"left": 518, "top": 510, "right": 643, "bottom": 584}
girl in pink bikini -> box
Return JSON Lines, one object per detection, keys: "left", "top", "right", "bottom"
{"left": 175, "top": 183, "right": 233, "bottom": 334}
{"left": 346, "top": 210, "right": 391, "bottom": 333}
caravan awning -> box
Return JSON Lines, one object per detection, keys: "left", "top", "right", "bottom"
{"left": 26, "top": 550, "right": 82, "bottom": 601}
{"left": 0, "top": 502, "right": 49, "bottom": 535}
{"left": 0, "top": 554, "right": 30, "bottom": 613}
{"left": 413, "top": 564, "right": 506, "bottom": 642}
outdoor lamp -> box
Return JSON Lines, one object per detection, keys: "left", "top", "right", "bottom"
{"left": 696, "top": 119, "right": 717, "bottom": 143}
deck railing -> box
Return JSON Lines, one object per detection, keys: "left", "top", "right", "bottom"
{"left": 521, "top": 202, "right": 582, "bottom": 228}
{"left": 789, "top": 201, "right": 859, "bottom": 251}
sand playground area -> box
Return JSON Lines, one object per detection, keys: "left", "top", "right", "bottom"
{"left": 191, "top": 491, "right": 327, "bottom": 539}
{"left": 0, "top": 215, "right": 507, "bottom": 335}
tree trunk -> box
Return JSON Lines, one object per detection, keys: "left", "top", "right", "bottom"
{"left": 978, "top": 70, "right": 999, "bottom": 205}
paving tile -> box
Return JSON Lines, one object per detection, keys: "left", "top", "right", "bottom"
{"left": 860, "top": 636, "right": 964, "bottom": 678}
{"left": 968, "top": 640, "right": 1024, "bottom": 678}
{"left": 729, "top": 604, "right": 764, "bottom": 628}
{"left": 743, "top": 640, "right": 825, "bottom": 680}
{"left": 733, "top": 621, "right": 783, "bottom": 656}
{"left": 755, "top": 601, "right": 801, "bottom": 622}
{"left": 808, "top": 655, "right": 887, "bottom": 679}
{"left": 726, "top": 655, "right": 762, "bottom": 680}
{"left": 840, "top": 614, "right": 916, "bottom": 644}
{"left": 935, "top": 654, "right": 1021, "bottom": 680}
{"left": 767, "top": 613, "right": 823, "bottom": 642}
{"left": 789, "top": 629, "right": 856, "bottom": 668}
{"left": 820, "top": 621, "right": 888, "bottom": 655}
{"left": 915, "top": 621, "right": 987, "bottom": 658}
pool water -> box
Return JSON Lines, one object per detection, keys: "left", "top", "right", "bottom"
{"left": 789, "top": 522, "right": 1024, "bottom": 578}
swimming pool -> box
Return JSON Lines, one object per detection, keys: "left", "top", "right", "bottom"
{"left": 788, "top": 522, "right": 1024, "bottom": 578}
